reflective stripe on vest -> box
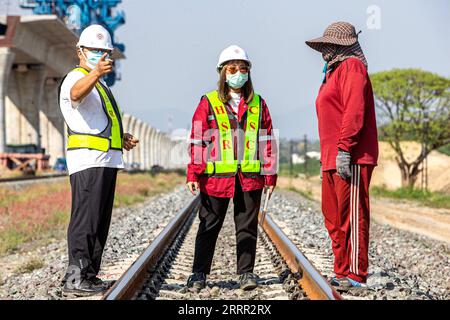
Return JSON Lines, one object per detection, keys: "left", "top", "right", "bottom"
{"left": 66, "top": 67, "right": 123, "bottom": 152}
{"left": 204, "top": 90, "right": 261, "bottom": 175}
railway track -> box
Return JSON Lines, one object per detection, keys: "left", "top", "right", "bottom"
{"left": 0, "top": 169, "right": 184, "bottom": 186}
{"left": 0, "top": 173, "right": 67, "bottom": 186}
{"left": 102, "top": 195, "right": 342, "bottom": 300}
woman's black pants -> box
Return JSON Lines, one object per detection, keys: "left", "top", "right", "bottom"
{"left": 192, "top": 176, "right": 263, "bottom": 275}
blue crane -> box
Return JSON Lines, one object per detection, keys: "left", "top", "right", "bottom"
{"left": 19, "top": 0, "right": 126, "bottom": 86}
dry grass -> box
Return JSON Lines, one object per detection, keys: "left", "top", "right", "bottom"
{"left": 0, "top": 172, "right": 185, "bottom": 256}
{"left": 371, "top": 186, "right": 450, "bottom": 209}
{"left": 113, "top": 172, "right": 184, "bottom": 207}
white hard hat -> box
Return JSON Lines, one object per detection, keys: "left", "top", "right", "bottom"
{"left": 216, "top": 45, "right": 252, "bottom": 72}
{"left": 76, "top": 24, "right": 114, "bottom": 51}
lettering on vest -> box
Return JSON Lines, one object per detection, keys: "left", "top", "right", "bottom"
{"left": 222, "top": 140, "right": 231, "bottom": 150}
{"left": 203, "top": 90, "right": 261, "bottom": 175}
{"left": 221, "top": 121, "right": 229, "bottom": 130}
{"left": 249, "top": 106, "right": 258, "bottom": 114}
{"left": 214, "top": 106, "right": 226, "bottom": 115}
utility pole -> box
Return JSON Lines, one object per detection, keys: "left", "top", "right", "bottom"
{"left": 424, "top": 112, "right": 429, "bottom": 191}
{"left": 421, "top": 112, "right": 429, "bottom": 191}
{"left": 304, "top": 134, "right": 308, "bottom": 177}
{"left": 289, "top": 139, "right": 294, "bottom": 177}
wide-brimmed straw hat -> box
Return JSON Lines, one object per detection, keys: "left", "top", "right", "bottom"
{"left": 306, "top": 21, "right": 360, "bottom": 52}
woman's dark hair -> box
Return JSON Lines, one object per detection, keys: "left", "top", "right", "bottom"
{"left": 217, "top": 60, "right": 254, "bottom": 104}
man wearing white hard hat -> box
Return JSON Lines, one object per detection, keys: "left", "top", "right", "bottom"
{"left": 58, "top": 24, "right": 139, "bottom": 296}
{"left": 186, "top": 45, "right": 277, "bottom": 291}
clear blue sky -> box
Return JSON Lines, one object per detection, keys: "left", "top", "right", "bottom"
{"left": 4, "top": 0, "right": 450, "bottom": 139}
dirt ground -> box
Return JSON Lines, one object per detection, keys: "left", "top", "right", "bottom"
{"left": 277, "top": 176, "right": 450, "bottom": 244}
{"left": 372, "top": 141, "right": 450, "bottom": 193}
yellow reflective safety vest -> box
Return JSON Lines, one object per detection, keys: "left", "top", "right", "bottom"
{"left": 204, "top": 90, "right": 261, "bottom": 175}
{"left": 59, "top": 67, "right": 123, "bottom": 153}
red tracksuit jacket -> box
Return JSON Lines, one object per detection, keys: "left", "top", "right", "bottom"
{"left": 187, "top": 93, "right": 277, "bottom": 198}
{"left": 316, "top": 58, "right": 378, "bottom": 170}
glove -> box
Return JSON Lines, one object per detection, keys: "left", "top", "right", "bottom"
{"left": 336, "top": 149, "right": 351, "bottom": 180}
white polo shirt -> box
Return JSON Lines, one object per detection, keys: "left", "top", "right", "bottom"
{"left": 59, "top": 69, "right": 124, "bottom": 175}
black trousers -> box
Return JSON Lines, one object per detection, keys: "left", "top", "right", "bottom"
{"left": 192, "top": 176, "right": 263, "bottom": 275}
{"left": 64, "top": 167, "right": 118, "bottom": 281}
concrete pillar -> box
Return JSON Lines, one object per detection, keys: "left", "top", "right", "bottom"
{"left": 6, "top": 65, "right": 47, "bottom": 149}
{"left": 139, "top": 123, "right": 149, "bottom": 170}
{"left": 121, "top": 114, "right": 132, "bottom": 166}
{"left": 164, "top": 138, "right": 170, "bottom": 168}
{"left": 40, "top": 77, "right": 65, "bottom": 166}
{"left": 165, "top": 139, "right": 171, "bottom": 169}
{"left": 168, "top": 140, "right": 174, "bottom": 168}
{"left": 0, "top": 48, "right": 15, "bottom": 153}
{"left": 155, "top": 132, "right": 162, "bottom": 165}
{"left": 159, "top": 134, "right": 164, "bottom": 166}
{"left": 153, "top": 132, "right": 158, "bottom": 165}
{"left": 160, "top": 137, "right": 166, "bottom": 167}
{"left": 149, "top": 128, "right": 156, "bottom": 167}
{"left": 128, "top": 116, "right": 137, "bottom": 165}
{"left": 133, "top": 119, "right": 143, "bottom": 168}
{"left": 163, "top": 136, "right": 169, "bottom": 167}
{"left": 143, "top": 125, "right": 151, "bottom": 170}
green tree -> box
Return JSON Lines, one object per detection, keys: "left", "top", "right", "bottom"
{"left": 371, "top": 69, "right": 450, "bottom": 188}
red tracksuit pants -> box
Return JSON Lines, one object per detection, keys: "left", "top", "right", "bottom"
{"left": 322, "top": 164, "right": 374, "bottom": 283}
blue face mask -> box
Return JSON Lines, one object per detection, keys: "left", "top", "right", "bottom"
{"left": 226, "top": 72, "right": 249, "bottom": 89}
{"left": 322, "top": 62, "right": 328, "bottom": 83}
{"left": 81, "top": 49, "right": 109, "bottom": 69}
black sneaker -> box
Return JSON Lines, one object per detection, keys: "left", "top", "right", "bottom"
{"left": 239, "top": 273, "right": 258, "bottom": 291}
{"left": 187, "top": 272, "right": 206, "bottom": 290}
{"left": 62, "top": 278, "right": 106, "bottom": 297}
{"left": 89, "top": 276, "right": 115, "bottom": 289}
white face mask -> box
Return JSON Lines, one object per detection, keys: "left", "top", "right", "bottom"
{"left": 80, "top": 48, "right": 109, "bottom": 69}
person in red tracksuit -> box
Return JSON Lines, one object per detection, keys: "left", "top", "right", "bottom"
{"left": 306, "top": 22, "right": 378, "bottom": 288}
{"left": 186, "top": 45, "right": 277, "bottom": 291}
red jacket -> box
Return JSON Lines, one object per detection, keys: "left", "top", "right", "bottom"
{"left": 187, "top": 93, "right": 277, "bottom": 198}
{"left": 316, "top": 58, "right": 378, "bottom": 171}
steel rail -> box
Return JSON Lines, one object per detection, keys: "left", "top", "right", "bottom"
{"left": 103, "top": 195, "right": 201, "bottom": 300}
{"left": 259, "top": 213, "right": 343, "bottom": 300}
{"left": 0, "top": 173, "right": 67, "bottom": 184}
{"left": 0, "top": 169, "right": 180, "bottom": 184}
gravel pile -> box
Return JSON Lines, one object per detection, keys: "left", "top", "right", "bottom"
{"left": 0, "top": 186, "right": 191, "bottom": 300}
{"left": 268, "top": 190, "right": 450, "bottom": 300}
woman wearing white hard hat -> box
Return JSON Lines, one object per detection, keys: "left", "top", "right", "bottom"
{"left": 58, "top": 24, "right": 139, "bottom": 296}
{"left": 186, "top": 45, "right": 278, "bottom": 291}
